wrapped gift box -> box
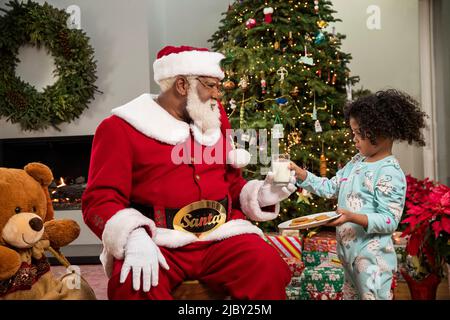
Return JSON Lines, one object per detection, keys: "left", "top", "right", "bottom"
{"left": 289, "top": 276, "right": 302, "bottom": 287}
{"left": 283, "top": 257, "right": 305, "bottom": 277}
{"left": 308, "top": 290, "right": 343, "bottom": 300}
{"left": 263, "top": 233, "right": 303, "bottom": 259}
{"left": 302, "top": 251, "right": 330, "bottom": 267}
{"left": 299, "top": 264, "right": 344, "bottom": 293}
{"left": 303, "top": 230, "right": 337, "bottom": 252}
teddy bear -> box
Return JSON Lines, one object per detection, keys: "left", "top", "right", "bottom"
{"left": 0, "top": 162, "right": 96, "bottom": 300}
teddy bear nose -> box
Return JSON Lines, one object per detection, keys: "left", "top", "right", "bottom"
{"left": 29, "top": 218, "right": 43, "bottom": 232}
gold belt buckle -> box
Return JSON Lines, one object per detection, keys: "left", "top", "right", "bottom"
{"left": 172, "top": 200, "right": 227, "bottom": 238}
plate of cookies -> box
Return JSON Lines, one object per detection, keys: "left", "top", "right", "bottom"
{"left": 278, "top": 211, "right": 341, "bottom": 230}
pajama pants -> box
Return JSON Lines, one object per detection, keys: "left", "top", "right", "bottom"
{"left": 342, "top": 253, "right": 395, "bottom": 300}
{"left": 108, "top": 234, "right": 292, "bottom": 300}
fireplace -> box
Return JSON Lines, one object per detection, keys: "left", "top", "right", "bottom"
{"left": 0, "top": 135, "right": 93, "bottom": 210}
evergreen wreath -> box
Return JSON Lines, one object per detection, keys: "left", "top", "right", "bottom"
{"left": 0, "top": 0, "right": 99, "bottom": 131}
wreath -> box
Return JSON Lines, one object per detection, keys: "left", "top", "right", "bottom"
{"left": 0, "top": 0, "right": 99, "bottom": 131}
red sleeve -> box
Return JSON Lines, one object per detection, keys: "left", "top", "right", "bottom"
{"left": 81, "top": 116, "right": 133, "bottom": 239}
{"left": 218, "top": 101, "right": 248, "bottom": 209}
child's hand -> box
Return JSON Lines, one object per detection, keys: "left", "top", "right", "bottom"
{"left": 326, "top": 208, "right": 354, "bottom": 227}
{"left": 289, "top": 162, "right": 307, "bottom": 181}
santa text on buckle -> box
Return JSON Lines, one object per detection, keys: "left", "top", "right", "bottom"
{"left": 172, "top": 200, "right": 227, "bottom": 237}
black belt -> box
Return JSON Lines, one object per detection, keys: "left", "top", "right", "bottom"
{"left": 130, "top": 197, "right": 228, "bottom": 230}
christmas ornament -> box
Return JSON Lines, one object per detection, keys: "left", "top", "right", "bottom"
{"left": 271, "top": 123, "right": 284, "bottom": 139}
{"left": 276, "top": 97, "right": 288, "bottom": 106}
{"left": 288, "top": 31, "right": 294, "bottom": 46}
{"left": 245, "top": 18, "right": 257, "bottom": 29}
{"left": 296, "top": 188, "right": 312, "bottom": 204}
{"left": 317, "top": 19, "right": 328, "bottom": 29}
{"left": 229, "top": 99, "right": 237, "bottom": 110}
{"left": 223, "top": 79, "right": 236, "bottom": 91}
{"left": 331, "top": 73, "right": 337, "bottom": 85}
{"left": 263, "top": 7, "right": 274, "bottom": 24}
{"left": 238, "top": 76, "right": 249, "bottom": 91}
{"left": 274, "top": 41, "right": 280, "bottom": 50}
{"left": 312, "top": 91, "right": 317, "bottom": 120}
{"left": 345, "top": 78, "right": 353, "bottom": 101}
{"left": 298, "top": 45, "right": 315, "bottom": 66}
{"left": 261, "top": 78, "right": 267, "bottom": 94}
{"left": 329, "top": 104, "right": 336, "bottom": 125}
{"left": 320, "top": 153, "right": 327, "bottom": 177}
{"left": 276, "top": 66, "right": 288, "bottom": 83}
{"left": 329, "top": 114, "right": 337, "bottom": 126}
{"left": 312, "top": 104, "right": 317, "bottom": 120}
{"left": 314, "top": 31, "right": 325, "bottom": 44}
{"left": 290, "top": 86, "right": 299, "bottom": 97}
{"left": 314, "top": 0, "right": 320, "bottom": 14}
{"left": 316, "top": 69, "right": 322, "bottom": 78}
{"left": 314, "top": 120, "right": 322, "bottom": 133}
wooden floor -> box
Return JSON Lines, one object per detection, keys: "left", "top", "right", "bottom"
{"left": 394, "top": 278, "right": 450, "bottom": 300}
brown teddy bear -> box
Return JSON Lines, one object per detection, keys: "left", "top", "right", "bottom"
{"left": 0, "top": 162, "right": 96, "bottom": 299}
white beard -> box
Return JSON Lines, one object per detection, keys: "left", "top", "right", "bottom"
{"left": 186, "top": 82, "right": 221, "bottom": 133}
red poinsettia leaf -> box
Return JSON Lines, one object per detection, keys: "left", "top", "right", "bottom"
{"left": 432, "top": 221, "right": 442, "bottom": 238}
{"left": 406, "top": 233, "right": 421, "bottom": 256}
{"left": 442, "top": 216, "right": 450, "bottom": 234}
{"left": 441, "top": 191, "right": 450, "bottom": 207}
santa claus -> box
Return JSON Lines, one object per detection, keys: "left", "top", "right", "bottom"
{"left": 82, "top": 45, "right": 296, "bottom": 299}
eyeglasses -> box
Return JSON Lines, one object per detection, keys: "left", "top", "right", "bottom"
{"left": 195, "top": 77, "right": 222, "bottom": 93}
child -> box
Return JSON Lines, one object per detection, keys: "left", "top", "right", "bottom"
{"left": 290, "top": 89, "right": 427, "bottom": 300}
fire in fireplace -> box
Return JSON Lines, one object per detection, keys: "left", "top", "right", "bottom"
{"left": 0, "top": 135, "right": 93, "bottom": 211}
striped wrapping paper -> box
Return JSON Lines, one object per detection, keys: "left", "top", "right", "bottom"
{"left": 263, "top": 234, "right": 303, "bottom": 259}
{"left": 303, "top": 231, "right": 337, "bottom": 252}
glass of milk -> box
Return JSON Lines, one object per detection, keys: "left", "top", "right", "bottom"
{"left": 271, "top": 154, "right": 291, "bottom": 184}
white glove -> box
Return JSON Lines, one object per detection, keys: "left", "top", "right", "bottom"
{"left": 257, "top": 171, "right": 297, "bottom": 207}
{"left": 120, "top": 228, "right": 170, "bottom": 292}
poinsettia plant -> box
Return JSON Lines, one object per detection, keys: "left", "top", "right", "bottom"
{"left": 400, "top": 175, "right": 450, "bottom": 280}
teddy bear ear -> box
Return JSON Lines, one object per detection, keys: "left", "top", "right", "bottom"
{"left": 24, "top": 162, "right": 54, "bottom": 187}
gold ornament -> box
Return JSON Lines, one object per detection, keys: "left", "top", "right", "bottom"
{"left": 223, "top": 79, "right": 236, "bottom": 91}
{"left": 238, "top": 76, "right": 249, "bottom": 91}
{"left": 329, "top": 117, "right": 337, "bottom": 126}
{"left": 290, "top": 86, "right": 299, "bottom": 97}
{"left": 317, "top": 20, "right": 328, "bottom": 29}
{"left": 320, "top": 153, "right": 327, "bottom": 177}
{"left": 274, "top": 41, "right": 280, "bottom": 50}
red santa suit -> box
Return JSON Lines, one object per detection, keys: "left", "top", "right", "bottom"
{"left": 82, "top": 47, "right": 291, "bottom": 300}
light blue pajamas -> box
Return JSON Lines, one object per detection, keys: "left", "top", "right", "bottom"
{"left": 296, "top": 154, "right": 406, "bottom": 300}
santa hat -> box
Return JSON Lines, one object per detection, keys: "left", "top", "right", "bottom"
{"left": 153, "top": 45, "right": 225, "bottom": 84}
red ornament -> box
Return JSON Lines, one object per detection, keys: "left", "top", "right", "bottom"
{"left": 263, "top": 7, "right": 274, "bottom": 24}
{"left": 245, "top": 18, "right": 257, "bottom": 29}
{"left": 261, "top": 79, "right": 267, "bottom": 94}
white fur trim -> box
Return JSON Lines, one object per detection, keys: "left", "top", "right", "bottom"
{"left": 201, "top": 219, "right": 263, "bottom": 241}
{"left": 101, "top": 208, "right": 156, "bottom": 260}
{"left": 239, "top": 180, "right": 280, "bottom": 221}
{"left": 190, "top": 124, "right": 221, "bottom": 146}
{"left": 154, "top": 50, "right": 225, "bottom": 84}
{"left": 112, "top": 93, "right": 190, "bottom": 145}
{"left": 101, "top": 219, "right": 262, "bottom": 277}
{"left": 264, "top": 7, "right": 274, "bottom": 14}
{"left": 227, "top": 149, "right": 251, "bottom": 168}
{"left": 112, "top": 94, "right": 223, "bottom": 146}
{"left": 152, "top": 219, "right": 263, "bottom": 248}
{"left": 153, "top": 228, "right": 198, "bottom": 248}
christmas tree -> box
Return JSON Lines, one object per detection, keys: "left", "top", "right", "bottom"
{"left": 210, "top": 0, "right": 360, "bottom": 231}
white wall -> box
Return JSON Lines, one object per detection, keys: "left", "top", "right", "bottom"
{"left": 0, "top": 0, "right": 151, "bottom": 138}
{"left": 0, "top": 0, "right": 424, "bottom": 176}
{"left": 331, "top": 0, "right": 423, "bottom": 177}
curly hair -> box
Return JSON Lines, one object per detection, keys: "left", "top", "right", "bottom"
{"left": 343, "top": 89, "right": 428, "bottom": 146}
